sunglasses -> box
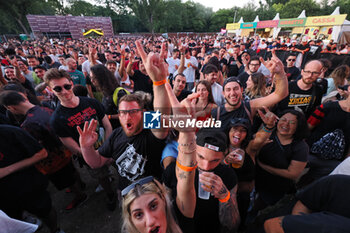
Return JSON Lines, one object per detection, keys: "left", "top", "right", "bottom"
{"left": 121, "top": 176, "right": 154, "bottom": 197}
{"left": 288, "top": 59, "right": 296, "bottom": 61}
{"left": 53, "top": 84, "right": 72, "bottom": 92}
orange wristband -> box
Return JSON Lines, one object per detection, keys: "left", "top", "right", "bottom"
{"left": 153, "top": 79, "right": 167, "bottom": 86}
{"left": 218, "top": 191, "right": 230, "bottom": 203}
{"left": 176, "top": 160, "right": 197, "bottom": 172}
{"left": 108, "top": 115, "right": 112, "bottom": 120}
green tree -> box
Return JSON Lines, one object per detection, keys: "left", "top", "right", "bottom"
{"left": 210, "top": 9, "right": 234, "bottom": 32}
{"left": 272, "top": 0, "right": 321, "bottom": 18}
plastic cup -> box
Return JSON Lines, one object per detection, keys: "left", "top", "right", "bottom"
{"left": 231, "top": 148, "right": 245, "bottom": 169}
{"left": 198, "top": 170, "right": 211, "bottom": 200}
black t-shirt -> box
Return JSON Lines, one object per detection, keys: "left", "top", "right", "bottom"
{"left": 211, "top": 101, "right": 252, "bottom": 132}
{"left": 227, "top": 56, "right": 241, "bottom": 77}
{"left": 296, "top": 175, "right": 350, "bottom": 219}
{"left": 286, "top": 66, "right": 300, "bottom": 82}
{"left": 0, "top": 125, "right": 48, "bottom": 200}
{"left": 98, "top": 128, "right": 165, "bottom": 189}
{"left": 307, "top": 101, "right": 350, "bottom": 157}
{"left": 130, "top": 70, "right": 153, "bottom": 95}
{"left": 177, "top": 89, "right": 192, "bottom": 102}
{"left": 255, "top": 133, "right": 308, "bottom": 196}
{"left": 50, "top": 97, "right": 105, "bottom": 144}
{"left": 276, "top": 81, "right": 323, "bottom": 119}
{"left": 163, "top": 162, "right": 237, "bottom": 233}
{"left": 237, "top": 72, "right": 250, "bottom": 89}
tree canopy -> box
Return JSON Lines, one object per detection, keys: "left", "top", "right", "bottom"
{"left": 0, "top": 0, "right": 349, "bottom": 34}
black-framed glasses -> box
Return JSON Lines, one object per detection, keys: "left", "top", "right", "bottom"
{"left": 303, "top": 70, "right": 321, "bottom": 76}
{"left": 52, "top": 84, "right": 72, "bottom": 92}
{"left": 287, "top": 59, "right": 296, "bottom": 61}
{"left": 121, "top": 176, "right": 154, "bottom": 197}
{"left": 118, "top": 108, "right": 142, "bottom": 117}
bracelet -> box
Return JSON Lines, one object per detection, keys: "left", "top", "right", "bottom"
{"left": 262, "top": 125, "right": 273, "bottom": 133}
{"left": 263, "top": 123, "right": 275, "bottom": 131}
{"left": 178, "top": 145, "right": 196, "bottom": 154}
{"left": 223, "top": 159, "right": 230, "bottom": 165}
{"left": 108, "top": 115, "right": 111, "bottom": 120}
{"left": 176, "top": 160, "right": 197, "bottom": 172}
{"left": 179, "top": 138, "right": 196, "bottom": 147}
{"left": 218, "top": 191, "right": 231, "bottom": 203}
{"left": 153, "top": 79, "right": 167, "bottom": 86}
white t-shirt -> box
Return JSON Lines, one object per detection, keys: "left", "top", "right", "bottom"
{"left": 258, "top": 43, "right": 267, "bottom": 49}
{"left": 183, "top": 57, "right": 198, "bottom": 83}
{"left": 211, "top": 82, "right": 225, "bottom": 106}
{"left": 166, "top": 57, "right": 180, "bottom": 74}
{"left": 82, "top": 60, "right": 102, "bottom": 75}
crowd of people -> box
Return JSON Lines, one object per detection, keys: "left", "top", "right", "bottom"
{"left": 0, "top": 34, "right": 349, "bottom": 233}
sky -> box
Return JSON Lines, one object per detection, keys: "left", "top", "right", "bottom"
{"left": 192, "top": 0, "right": 260, "bottom": 11}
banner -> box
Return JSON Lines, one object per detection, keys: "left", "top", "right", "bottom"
{"left": 278, "top": 18, "right": 306, "bottom": 28}
{"left": 257, "top": 20, "right": 279, "bottom": 28}
{"left": 240, "top": 22, "right": 257, "bottom": 29}
{"left": 226, "top": 23, "right": 240, "bottom": 30}
{"left": 305, "top": 14, "right": 347, "bottom": 26}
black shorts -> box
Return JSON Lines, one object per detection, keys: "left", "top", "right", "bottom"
{"left": 47, "top": 161, "right": 76, "bottom": 190}
{"left": 1, "top": 189, "right": 52, "bottom": 219}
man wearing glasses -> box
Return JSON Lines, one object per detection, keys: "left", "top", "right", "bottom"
{"left": 285, "top": 54, "right": 300, "bottom": 82}
{"left": 44, "top": 68, "right": 115, "bottom": 211}
{"left": 77, "top": 40, "right": 170, "bottom": 192}
{"left": 277, "top": 60, "right": 324, "bottom": 118}
{"left": 237, "top": 55, "right": 261, "bottom": 89}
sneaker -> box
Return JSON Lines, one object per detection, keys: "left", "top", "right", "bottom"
{"left": 65, "top": 194, "right": 88, "bottom": 211}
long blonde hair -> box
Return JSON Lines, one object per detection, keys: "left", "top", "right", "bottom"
{"left": 122, "top": 179, "right": 182, "bottom": 233}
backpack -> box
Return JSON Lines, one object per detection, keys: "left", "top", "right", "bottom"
{"left": 112, "top": 87, "right": 130, "bottom": 107}
{"left": 311, "top": 129, "right": 346, "bottom": 160}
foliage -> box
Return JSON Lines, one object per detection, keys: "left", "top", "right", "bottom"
{"left": 0, "top": 0, "right": 349, "bottom": 35}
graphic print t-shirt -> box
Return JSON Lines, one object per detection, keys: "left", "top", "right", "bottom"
{"left": 98, "top": 128, "right": 166, "bottom": 189}
{"left": 50, "top": 97, "right": 105, "bottom": 145}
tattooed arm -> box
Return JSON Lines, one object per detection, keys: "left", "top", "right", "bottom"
{"left": 176, "top": 132, "right": 197, "bottom": 218}
{"left": 219, "top": 185, "right": 241, "bottom": 230}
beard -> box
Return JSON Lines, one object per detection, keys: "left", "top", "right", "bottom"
{"left": 122, "top": 120, "right": 143, "bottom": 137}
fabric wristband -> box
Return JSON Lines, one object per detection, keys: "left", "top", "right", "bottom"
{"left": 176, "top": 160, "right": 197, "bottom": 172}
{"left": 153, "top": 79, "right": 167, "bottom": 86}
{"left": 218, "top": 191, "right": 231, "bottom": 203}
{"left": 262, "top": 125, "right": 273, "bottom": 133}
{"left": 263, "top": 123, "right": 275, "bottom": 131}
{"left": 223, "top": 159, "right": 230, "bottom": 165}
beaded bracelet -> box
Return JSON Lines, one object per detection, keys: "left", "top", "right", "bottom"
{"left": 176, "top": 160, "right": 197, "bottom": 172}
{"left": 218, "top": 191, "right": 231, "bottom": 203}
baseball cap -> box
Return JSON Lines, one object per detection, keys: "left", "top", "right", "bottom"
{"left": 196, "top": 128, "right": 227, "bottom": 153}
{"left": 223, "top": 76, "right": 242, "bottom": 89}
{"left": 230, "top": 118, "right": 251, "bottom": 130}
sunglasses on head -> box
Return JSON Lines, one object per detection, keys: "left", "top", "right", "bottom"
{"left": 53, "top": 84, "right": 72, "bottom": 92}
{"left": 288, "top": 59, "right": 296, "bottom": 61}
{"left": 121, "top": 176, "right": 155, "bottom": 197}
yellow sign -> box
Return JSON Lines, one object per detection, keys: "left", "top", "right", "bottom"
{"left": 226, "top": 23, "right": 240, "bottom": 30}
{"left": 305, "top": 14, "right": 347, "bottom": 26}
{"left": 83, "top": 29, "right": 104, "bottom": 36}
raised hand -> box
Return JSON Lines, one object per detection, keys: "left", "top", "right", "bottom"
{"left": 259, "top": 50, "right": 285, "bottom": 76}
{"left": 164, "top": 82, "right": 200, "bottom": 131}
{"left": 258, "top": 106, "right": 278, "bottom": 128}
{"left": 135, "top": 40, "right": 168, "bottom": 82}
{"left": 77, "top": 119, "right": 98, "bottom": 148}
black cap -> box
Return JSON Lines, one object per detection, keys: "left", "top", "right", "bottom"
{"left": 223, "top": 76, "right": 242, "bottom": 89}
{"left": 196, "top": 128, "right": 227, "bottom": 153}
{"left": 230, "top": 118, "right": 251, "bottom": 130}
